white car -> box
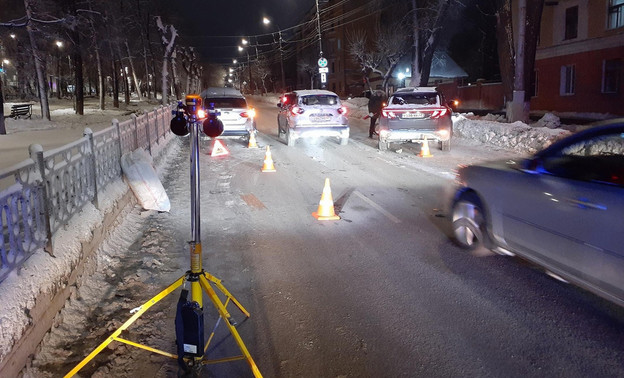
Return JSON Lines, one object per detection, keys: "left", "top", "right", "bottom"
{"left": 277, "top": 90, "right": 350, "bottom": 146}
{"left": 200, "top": 87, "right": 256, "bottom": 138}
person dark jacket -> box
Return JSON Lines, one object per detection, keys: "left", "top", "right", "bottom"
{"left": 368, "top": 90, "right": 386, "bottom": 137}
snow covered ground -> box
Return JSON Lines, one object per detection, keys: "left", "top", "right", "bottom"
{"left": 0, "top": 93, "right": 597, "bottom": 375}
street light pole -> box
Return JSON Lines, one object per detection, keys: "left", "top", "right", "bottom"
{"left": 56, "top": 41, "right": 63, "bottom": 99}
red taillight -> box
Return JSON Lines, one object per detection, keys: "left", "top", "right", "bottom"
{"left": 430, "top": 108, "right": 448, "bottom": 119}
{"left": 282, "top": 95, "right": 288, "bottom": 104}
{"left": 338, "top": 106, "right": 348, "bottom": 115}
{"left": 382, "top": 109, "right": 398, "bottom": 119}
{"left": 240, "top": 108, "right": 256, "bottom": 118}
{"left": 291, "top": 106, "right": 304, "bottom": 116}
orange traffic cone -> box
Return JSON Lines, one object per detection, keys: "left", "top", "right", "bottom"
{"left": 312, "top": 178, "right": 340, "bottom": 221}
{"left": 248, "top": 131, "right": 258, "bottom": 148}
{"left": 211, "top": 139, "right": 229, "bottom": 157}
{"left": 261, "top": 146, "right": 276, "bottom": 172}
{"left": 419, "top": 136, "right": 433, "bottom": 158}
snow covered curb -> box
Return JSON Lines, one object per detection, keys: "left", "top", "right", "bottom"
{"left": 452, "top": 115, "right": 571, "bottom": 154}
{"left": 0, "top": 135, "right": 181, "bottom": 377}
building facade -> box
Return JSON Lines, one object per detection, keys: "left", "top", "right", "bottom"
{"left": 532, "top": 0, "right": 624, "bottom": 115}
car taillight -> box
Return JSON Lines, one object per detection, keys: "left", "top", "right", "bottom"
{"left": 291, "top": 106, "right": 304, "bottom": 116}
{"left": 282, "top": 95, "right": 288, "bottom": 104}
{"left": 337, "top": 106, "right": 347, "bottom": 115}
{"left": 240, "top": 108, "right": 256, "bottom": 118}
{"left": 382, "top": 109, "right": 398, "bottom": 119}
{"left": 430, "top": 108, "right": 448, "bottom": 119}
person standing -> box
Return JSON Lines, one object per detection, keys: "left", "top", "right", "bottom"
{"left": 368, "top": 90, "right": 386, "bottom": 138}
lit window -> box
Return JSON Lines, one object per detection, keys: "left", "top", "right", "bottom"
{"left": 560, "top": 65, "right": 575, "bottom": 95}
{"left": 564, "top": 6, "right": 578, "bottom": 40}
{"left": 608, "top": 0, "right": 624, "bottom": 29}
{"left": 602, "top": 59, "right": 621, "bottom": 93}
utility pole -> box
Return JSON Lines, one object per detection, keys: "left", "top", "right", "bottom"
{"left": 511, "top": 0, "right": 527, "bottom": 122}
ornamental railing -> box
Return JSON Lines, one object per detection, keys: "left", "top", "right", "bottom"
{"left": 0, "top": 104, "right": 175, "bottom": 283}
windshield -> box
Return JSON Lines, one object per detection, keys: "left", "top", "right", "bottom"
{"left": 204, "top": 97, "right": 247, "bottom": 109}
{"left": 391, "top": 93, "right": 439, "bottom": 105}
{"left": 301, "top": 95, "right": 339, "bottom": 106}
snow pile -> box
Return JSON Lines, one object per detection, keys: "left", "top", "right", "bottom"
{"left": 534, "top": 113, "right": 562, "bottom": 129}
{"left": 453, "top": 115, "right": 570, "bottom": 154}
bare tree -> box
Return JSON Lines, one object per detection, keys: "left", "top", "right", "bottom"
{"left": 24, "top": 0, "right": 50, "bottom": 120}
{"left": 493, "top": 0, "right": 544, "bottom": 122}
{"left": 155, "top": 16, "right": 177, "bottom": 105}
{"left": 254, "top": 56, "right": 271, "bottom": 94}
{"left": 298, "top": 62, "right": 318, "bottom": 90}
{"left": 348, "top": 22, "right": 410, "bottom": 93}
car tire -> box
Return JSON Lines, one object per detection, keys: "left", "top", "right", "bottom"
{"left": 451, "top": 192, "right": 491, "bottom": 254}
{"left": 440, "top": 139, "right": 451, "bottom": 151}
{"left": 378, "top": 139, "right": 388, "bottom": 151}
{"left": 286, "top": 128, "right": 295, "bottom": 146}
{"left": 340, "top": 136, "right": 348, "bottom": 146}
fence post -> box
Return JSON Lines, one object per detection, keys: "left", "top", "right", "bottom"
{"left": 113, "top": 118, "right": 123, "bottom": 160}
{"left": 83, "top": 128, "right": 99, "bottom": 209}
{"left": 153, "top": 107, "right": 160, "bottom": 145}
{"left": 29, "top": 144, "right": 54, "bottom": 256}
{"left": 144, "top": 114, "right": 152, "bottom": 155}
{"left": 132, "top": 114, "right": 139, "bottom": 151}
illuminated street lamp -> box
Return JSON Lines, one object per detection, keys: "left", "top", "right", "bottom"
{"left": 263, "top": 16, "right": 285, "bottom": 93}
{"left": 55, "top": 41, "right": 63, "bottom": 99}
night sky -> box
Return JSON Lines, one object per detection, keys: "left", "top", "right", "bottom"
{"left": 156, "top": 0, "right": 316, "bottom": 64}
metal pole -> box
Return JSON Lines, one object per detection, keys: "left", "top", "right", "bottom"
{"left": 190, "top": 120, "right": 201, "bottom": 245}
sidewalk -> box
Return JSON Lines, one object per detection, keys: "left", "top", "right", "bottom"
{"left": 1, "top": 97, "right": 164, "bottom": 171}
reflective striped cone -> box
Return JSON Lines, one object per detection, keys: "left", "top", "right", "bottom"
{"left": 312, "top": 178, "right": 340, "bottom": 220}
{"left": 261, "top": 146, "right": 276, "bottom": 172}
{"left": 419, "top": 136, "right": 432, "bottom": 158}
{"left": 248, "top": 131, "right": 258, "bottom": 148}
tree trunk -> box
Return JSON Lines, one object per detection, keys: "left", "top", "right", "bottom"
{"left": 125, "top": 41, "right": 142, "bottom": 101}
{"left": 496, "top": 0, "right": 515, "bottom": 107}
{"left": 409, "top": 0, "right": 421, "bottom": 87}
{"left": 419, "top": 0, "right": 452, "bottom": 86}
{"left": 143, "top": 46, "right": 151, "bottom": 100}
{"left": 109, "top": 42, "right": 120, "bottom": 108}
{"left": 95, "top": 43, "right": 105, "bottom": 110}
{"left": 24, "top": 0, "right": 50, "bottom": 120}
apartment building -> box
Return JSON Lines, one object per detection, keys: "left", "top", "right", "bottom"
{"left": 532, "top": 0, "right": 624, "bottom": 115}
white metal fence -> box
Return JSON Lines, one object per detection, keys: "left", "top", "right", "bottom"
{"left": 0, "top": 104, "right": 175, "bottom": 282}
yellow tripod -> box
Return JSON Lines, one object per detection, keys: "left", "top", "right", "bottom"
{"left": 65, "top": 96, "right": 262, "bottom": 377}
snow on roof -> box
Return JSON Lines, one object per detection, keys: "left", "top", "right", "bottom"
{"left": 394, "top": 87, "right": 438, "bottom": 93}
{"left": 199, "top": 87, "right": 244, "bottom": 98}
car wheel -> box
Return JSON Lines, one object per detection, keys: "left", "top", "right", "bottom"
{"left": 451, "top": 192, "right": 491, "bottom": 253}
{"left": 440, "top": 139, "right": 451, "bottom": 151}
{"left": 378, "top": 139, "right": 388, "bottom": 151}
{"left": 340, "top": 136, "right": 348, "bottom": 146}
{"left": 286, "top": 128, "right": 295, "bottom": 146}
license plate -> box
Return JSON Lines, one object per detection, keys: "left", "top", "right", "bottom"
{"left": 401, "top": 112, "right": 425, "bottom": 119}
{"left": 310, "top": 114, "right": 332, "bottom": 122}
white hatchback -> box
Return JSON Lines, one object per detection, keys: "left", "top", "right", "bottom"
{"left": 277, "top": 90, "right": 350, "bottom": 146}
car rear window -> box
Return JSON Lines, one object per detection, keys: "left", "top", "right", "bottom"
{"left": 204, "top": 97, "right": 247, "bottom": 108}
{"left": 301, "top": 95, "right": 339, "bottom": 106}
{"left": 391, "top": 93, "right": 439, "bottom": 105}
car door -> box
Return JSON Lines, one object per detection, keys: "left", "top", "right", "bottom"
{"left": 501, "top": 132, "right": 624, "bottom": 301}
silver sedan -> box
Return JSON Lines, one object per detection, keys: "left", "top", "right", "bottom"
{"left": 450, "top": 122, "right": 624, "bottom": 307}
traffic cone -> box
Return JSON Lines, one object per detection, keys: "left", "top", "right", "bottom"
{"left": 312, "top": 178, "right": 340, "bottom": 220}
{"left": 211, "top": 139, "right": 229, "bottom": 157}
{"left": 261, "top": 146, "right": 276, "bottom": 172}
{"left": 419, "top": 136, "right": 433, "bottom": 158}
{"left": 248, "top": 131, "right": 258, "bottom": 148}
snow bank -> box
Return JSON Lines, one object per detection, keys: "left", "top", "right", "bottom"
{"left": 453, "top": 115, "right": 570, "bottom": 154}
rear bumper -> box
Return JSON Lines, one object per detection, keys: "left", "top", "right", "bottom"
{"left": 290, "top": 125, "right": 350, "bottom": 139}
{"left": 379, "top": 128, "right": 450, "bottom": 142}
{"left": 220, "top": 119, "right": 255, "bottom": 136}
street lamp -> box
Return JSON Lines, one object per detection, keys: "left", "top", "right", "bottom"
{"left": 55, "top": 41, "right": 63, "bottom": 99}
{"left": 239, "top": 39, "right": 253, "bottom": 94}
{"left": 263, "top": 17, "right": 285, "bottom": 93}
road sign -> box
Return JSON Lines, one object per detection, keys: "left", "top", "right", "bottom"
{"left": 320, "top": 73, "right": 327, "bottom": 84}
{"left": 318, "top": 67, "right": 328, "bottom": 73}
{"left": 317, "top": 57, "right": 328, "bottom": 68}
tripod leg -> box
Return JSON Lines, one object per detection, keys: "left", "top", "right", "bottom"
{"left": 64, "top": 275, "right": 186, "bottom": 378}
{"left": 202, "top": 272, "right": 250, "bottom": 318}
{"left": 199, "top": 275, "right": 262, "bottom": 378}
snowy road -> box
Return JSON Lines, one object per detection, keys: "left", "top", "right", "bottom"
{"left": 25, "top": 101, "right": 624, "bottom": 377}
